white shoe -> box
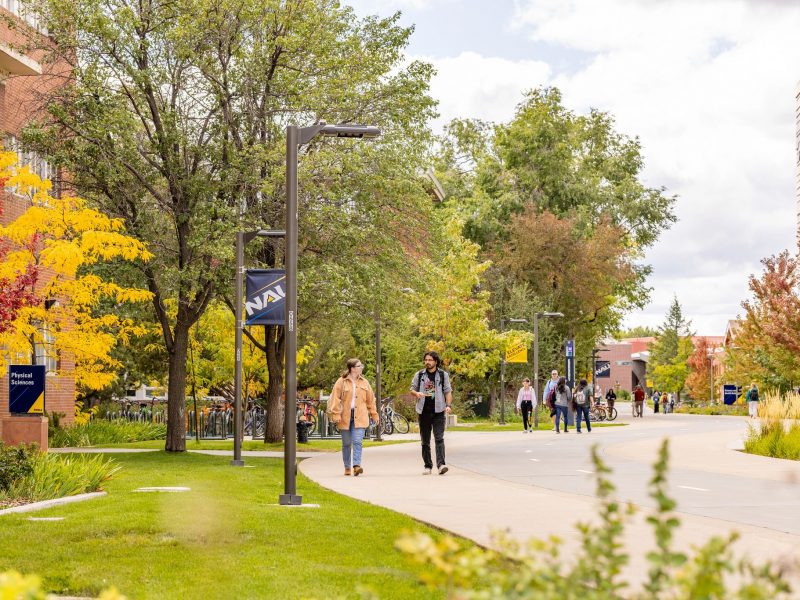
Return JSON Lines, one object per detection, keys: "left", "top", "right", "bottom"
{"left": 438, "top": 465, "right": 449, "bottom": 475}
{"left": 523, "top": 429, "right": 528, "bottom": 434}
{"left": 423, "top": 468, "right": 432, "bottom": 475}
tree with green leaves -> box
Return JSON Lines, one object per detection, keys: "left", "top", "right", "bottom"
{"left": 22, "top": 0, "right": 436, "bottom": 448}
{"left": 648, "top": 297, "right": 693, "bottom": 400}
{"left": 433, "top": 87, "right": 676, "bottom": 368}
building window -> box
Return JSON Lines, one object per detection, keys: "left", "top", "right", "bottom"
{"left": 1, "top": 0, "right": 48, "bottom": 34}
{"left": 33, "top": 322, "right": 58, "bottom": 373}
{"left": 3, "top": 134, "right": 58, "bottom": 197}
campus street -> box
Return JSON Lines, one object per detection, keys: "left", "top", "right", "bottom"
{"left": 300, "top": 405, "right": 800, "bottom": 588}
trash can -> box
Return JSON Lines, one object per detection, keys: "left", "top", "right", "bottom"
{"left": 297, "top": 421, "right": 311, "bottom": 443}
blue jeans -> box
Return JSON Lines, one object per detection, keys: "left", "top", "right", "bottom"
{"left": 575, "top": 404, "right": 591, "bottom": 432}
{"left": 555, "top": 405, "right": 569, "bottom": 432}
{"left": 341, "top": 409, "right": 365, "bottom": 468}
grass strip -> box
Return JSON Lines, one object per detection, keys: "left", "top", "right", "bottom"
{"left": 0, "top": 452, "right": 444, "bottom": 599}
{"left": 93, "top": 438, "right": 415, "bottom": 452}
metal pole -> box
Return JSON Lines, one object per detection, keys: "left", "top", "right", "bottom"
{"left": 280, "top": 125, "right": 301, "bottom": 505}
{"left": 374, "top": 311, "right": 382, "bottom": 441}
{"left": 533, "top": 314, "right": 539, "bottom": 429}
{"left": 499, "top": 319, "right": 506, "bottom": 425}
{"left": 709, "top": 354, "right": 713, "bottom": 404}
{"left": 231, "top": 231, "right": 245, "bottom": 466}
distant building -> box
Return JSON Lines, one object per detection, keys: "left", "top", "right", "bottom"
{"left": 1, "top": 4, "right": 75, "bottom": 436}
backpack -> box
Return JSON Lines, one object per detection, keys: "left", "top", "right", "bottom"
{"left": 750, "top": 388, "right": 759, "bottom": 402}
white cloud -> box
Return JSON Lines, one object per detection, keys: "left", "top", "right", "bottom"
{"left": 419, "top": 51, "right": 551, "bottom": 128}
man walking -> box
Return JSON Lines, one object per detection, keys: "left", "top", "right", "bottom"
{"left": 633, "top": 385, "right": 645, "bottom": 417}
{"left": 411, "top": 351, "right": 453, "bottom": 475}
{"left": 542, "top": 370, "right": 559, "bottom": 413}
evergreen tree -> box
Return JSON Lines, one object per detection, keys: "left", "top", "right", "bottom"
{"left": 648, "top": 297, "right": 693, "bottom": 399}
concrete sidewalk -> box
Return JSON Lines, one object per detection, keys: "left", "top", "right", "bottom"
{"left": 299, "top": 427, "right": 800, "bottom": 588}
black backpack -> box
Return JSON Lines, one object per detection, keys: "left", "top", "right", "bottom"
{"left": 750, "top": 388, "right": 759, "bottom": 402}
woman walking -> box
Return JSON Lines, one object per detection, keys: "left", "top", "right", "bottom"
{"left": 574, "top": 378, "right": 591, "bottom": 433}
{"left": 553, "top": 376, "right": 572, "bottom": 433}
{"left": 328, "top": 358, "right": 379, "bottom": 476}
{"left": 516, "top": 378, "right": 536, "bottom": 432}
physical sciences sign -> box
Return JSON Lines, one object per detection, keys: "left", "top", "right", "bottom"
{"left": 9, "top": 365, "right": 45, "bottom": 415}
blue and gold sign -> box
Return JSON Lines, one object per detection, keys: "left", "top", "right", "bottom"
{"left": 9, "top": 365, "right": 46, "bottom": 415}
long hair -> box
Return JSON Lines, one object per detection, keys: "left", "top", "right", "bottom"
{"left": 556, "top": 376, "right": 567, "bottom": 393}
{"left": 424, "top": 351, "right": 441, "bottom": 369}
{"left": 578, "top": 378, "right": 587, "bottom": 391}
{"left": 341, "top": 358, "right": 361, "bottom": 379}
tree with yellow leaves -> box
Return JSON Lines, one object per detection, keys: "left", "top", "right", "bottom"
{"left": 0, "top": 150, "right": 153, "bottom": 393}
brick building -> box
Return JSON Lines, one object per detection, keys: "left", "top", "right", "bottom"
{"left": 1, "top": 4, "right": 75, "bottom": 440}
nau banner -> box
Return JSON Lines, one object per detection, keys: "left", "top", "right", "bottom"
{"left": 595, "top": 360, "right": 611, "bottom": 379}
{"left": 9, "top": 365, "right": 45, "bottom": 415}
{"left": 245, "top": 269, "right": 286, "bottom": 326}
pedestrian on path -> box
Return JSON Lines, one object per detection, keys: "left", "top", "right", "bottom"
{"left": 653, "top": 391, "right": 660, "bottom": 414}
{"left": 516, "top": 378, "right": 535, "bottom": 432}
{"left": 328, "top": 358, "right": 379, "bottom": 477}
{"left": 605, "top": 387, "right": 616, "bottom": 411}
{"left": 661, "top": 392, "right": 669, "bottom": 414}
{"left": 543, "top": 370, "right": 559, "bottom": 421}
{"left": 574, "top": 378, "right": 591, "bottom": 433}
{"left": 553, "top": 376, "right": 572, "bottom": 433}
{"left": 747, "top": 383, "right": 760, "bottom": 418}
{"left": 410, "top": 351, "right": 453, "bottom": 475}
{"left": 634, "top": 385, "right": 645, "bottom": 417}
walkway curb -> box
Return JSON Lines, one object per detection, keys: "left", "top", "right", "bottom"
{"left": 0, "top": 491, "right": 107, "bottom": 516}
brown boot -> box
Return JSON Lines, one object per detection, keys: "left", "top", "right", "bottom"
{"left": 344, "top": 468, "right": 351, "bottom": 476}
{"left": 353, "top": 465, "right": 363, "bottom": 476}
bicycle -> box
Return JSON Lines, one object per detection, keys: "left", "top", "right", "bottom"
{"left": 593, "top": 400, "right": 617, "bottom": 422}
{"left": 296, "top": 397, "right": 318, "bottom": 435}
{"left": 379, "top": 397, "right": 410, "bottom": 435}
{"left": 589, "top": 403, "right": 607, "bottom": 422}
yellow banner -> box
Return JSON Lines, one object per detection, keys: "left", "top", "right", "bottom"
{"left": 506, "top": 343, "right": 528, "bottom": 363}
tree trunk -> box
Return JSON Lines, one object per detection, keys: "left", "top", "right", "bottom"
{"left": 264, "top": 324, "right": 285, "bottom": 443}
{"left": 488, "top": 387, "right": 496, "bottom": 418}
{"left": 165, "top": 322, "right": 190, "bottom": 452}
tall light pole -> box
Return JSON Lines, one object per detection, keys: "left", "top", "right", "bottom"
{"left": 533, "top": 311, "right": 564, "bottom": 428}
{"left": 280, "top": 122, "right": 380, "bottom": 506}
{"left": 232, "top": 229, "right": 285, "bottom": 467}
{"left": 499, "top": 317, "right": 527, "bottom": 425}
{"left": 373, "top": 310, "right": 382, "bottom": 441}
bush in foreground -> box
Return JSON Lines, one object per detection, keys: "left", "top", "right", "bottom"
{"left": 49, "top": 420, "right": 167, "bottom": 448}
{"left": 0, "top": 570, "right": 124, "bottom": 599}
{"left": 675, "top": 403, "right": 748, "bottom": 416}
{"left": 0, "top": 443, "right": 120, "bottom": 507}
{"left": 397, "top": 440, "right": 795, "bottom": 599}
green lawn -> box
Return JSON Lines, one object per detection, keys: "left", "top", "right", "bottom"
{"left": 0, "top": 452, "right": 444, "bottom": 599}
{"left": 95, "top": 438, "right": 414, "bottom": 452}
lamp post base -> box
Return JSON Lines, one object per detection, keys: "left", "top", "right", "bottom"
{"left": 230, "top": 459, "right": 245, "bottom": 467}
{"left": 279, "top": 494, "right": 303, "bottom": 506}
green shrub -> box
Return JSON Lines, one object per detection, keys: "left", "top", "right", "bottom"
{"left": 0, "top": 443, "right": 37, "bottom": 493}
{"left": 6, "top": 452, "right": 120, "bottom": 502}
{"left": 0, "top": 570, "right": 125, "bottom": 599}
{"left": 618, "top": 389, "right": 631, "bottom": 401}
{"left": 397, "top": 440, "right": 794, "bottom": 598}
{"left": 49, "top": 420, "right": 167, "bottom": 448}
{"left": 744, "top": 423, "right": 800, "bottom": 461}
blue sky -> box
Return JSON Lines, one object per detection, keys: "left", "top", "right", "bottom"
{"left": 346, "top": 0, "right": 800, "bottom": 335}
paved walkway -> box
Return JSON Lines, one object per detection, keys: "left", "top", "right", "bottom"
{"left": 299, "top": 412, "right": 800, "bottom": 588}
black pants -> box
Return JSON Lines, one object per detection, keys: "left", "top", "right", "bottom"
{"left": 520, "top": 400, "right": 533, "bottom": 430}
{"left": 419, "top": 409, "right": 446, "bottom": 468}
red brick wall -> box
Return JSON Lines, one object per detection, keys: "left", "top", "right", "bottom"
{"left": 1, "top": 10, "right": 75, "bottom": 426}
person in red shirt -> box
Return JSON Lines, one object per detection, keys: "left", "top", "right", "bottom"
{"left": 633, "top": 385, "right": 645, "bottom": 418}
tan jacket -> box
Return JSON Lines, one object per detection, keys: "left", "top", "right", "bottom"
{"left": 328, "top": 376, "right": 379, "bottom": 429}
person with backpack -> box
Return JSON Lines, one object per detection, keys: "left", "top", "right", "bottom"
{"left": 653, "top": 390, "right": 660, "bottom": 414}
{"left": 328, "top": 358, "right": 379, "bottom": 476}
{"left": 553, "top": 376, "right": 572, "bottom": 433}
{"left": 747, "top": 383, "right": 760, "bottom": 418}
{"left": 543, "top": 370, "right": 559, "bottom": 421}
{"left": 410, "top": 351, "right": 453, "bottom": 475}
{"left": 574, "top": 378, "right": 592, "bottom": 433}
{"left": 516, "top": 378, "right": 536, "bottom": 432}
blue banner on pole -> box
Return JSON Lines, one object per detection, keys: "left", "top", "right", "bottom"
{"left": 565, "top": 339, "right": 574, "bottom": 358}
{"left": 722, "top": 384, "right": 741, "bottom": 405}
{"left": 595, "top": 360, "right": 611, "bottom": 378}
{"left": 9, "top": 365, "right": 46, "bottom": 415}
{"left": 245, "top": 269, "right": 286, "bottom": 326}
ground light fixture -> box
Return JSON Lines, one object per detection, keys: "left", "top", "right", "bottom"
{"left": 281, "top": 122, "right": 381, "bottom": 506}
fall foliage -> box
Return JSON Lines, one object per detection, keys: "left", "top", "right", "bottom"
{"left": 0, "top": 150, "right": 153, "bottom": 392}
